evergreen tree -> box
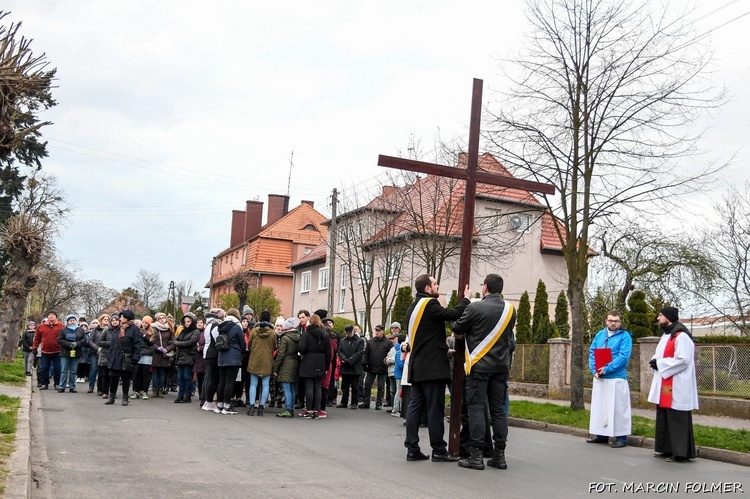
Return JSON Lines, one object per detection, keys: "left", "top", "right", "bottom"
{"left": 588, "top": 288, "right": 615, "bottom": 340}
{"left": 648, "top": 295, "right": 668, "bottom": 336}
{"left": 532, "top": 279, "right": 553, "bottom": 344}
{"left": 446, "top": 289, "right": 459, "bottom": 333}
{"left": 516, "top": 291, "right": 532, "bottom": 344}
{"left": 554, "top": 290, "right": 570, "bottom": 339}
{"left": 391, "top": 286, "right": 412, "bottom": 334}
{"left": 625, "top": 290, "right": 654, "bottom": 338}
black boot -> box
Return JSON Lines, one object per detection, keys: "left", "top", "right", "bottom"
{"left": 486, "top": 449, "right": 507, "bottom": 470}
{"left": 247, "top": 406, "right": 256, "bottom": 416}
{"left": 458, "top": 451, "right": 485, "bottom": 470}
{"left": 105, "top": 394, "right": 116, "bottom": 405}
{"left": 122, "top": 394, "right": 129, "bottom": 406}
{"left": 174, "top": 396, "right": 184, "bottom": 404}
{"left": 183, "top": 396, "right": 192, "bottom": 403}
{"left": 258, "top": 405, "right": 264, "bottom": 416}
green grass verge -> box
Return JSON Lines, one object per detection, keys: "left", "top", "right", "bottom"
{"left": 0, "top": 351, "right": 27, "bottom": 385}
{"left": 509, "top": 400, "right": 750, "bottom": 454}
{"left": 0, "top": 394, "right": 21, "bottom": 495}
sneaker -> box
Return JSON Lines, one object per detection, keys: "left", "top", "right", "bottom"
{"left": 317, "top": 410, "right": 327, "bottom": 419}
{"left": 222, "top": 406, "right": 238, "bottom": 415}
{"left": 391, "top": 411, "right": 400, "bottom": 417}
{"left": 310, "top": 411, "right": 319, "bottom": 419}
{"left": 141, "top": 393, "right": 149, "bottom": 400}
{"left": 213, "top": 405, "right": 222, "bottom": 414}
{"left": 299, "top": 410, "right": 311, "bottom": 418}
{"left": 130, "top": 393, "right": 140, "bottom": 399}
{"left": 277, "top": 409, "right": 292, "bottom": 418}
{"left": 202, "top": 402, "right": 215, "bottom": 412}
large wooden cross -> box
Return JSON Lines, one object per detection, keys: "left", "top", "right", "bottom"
{"left": 378, "top": 78, "right": 555, "bottom": 456}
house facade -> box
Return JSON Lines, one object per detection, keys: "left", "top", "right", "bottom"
{"left": 289, "top": 153, "right": 570, "bottom": 334}
{"left": 206, "top": 195, "right": 328, "bottom": 318}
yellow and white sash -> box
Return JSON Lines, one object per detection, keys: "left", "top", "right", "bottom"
{"left": 407, "top": 297, "right": 432, "bottom": 349}
{"left": 464, "top": 302, "right": 514, "bottom": 375}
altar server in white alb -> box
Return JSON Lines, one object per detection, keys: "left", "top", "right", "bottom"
{"left": 586, "top": 310, "right": 632, "bottom": 448}
{"left": 648, "top": 306, "right": 698, "bottom": 462}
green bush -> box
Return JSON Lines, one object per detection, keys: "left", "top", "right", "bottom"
{"left": 331, "top": 316, "right": 356, "bottom": 337}
{"left": 694, "top": 335, "right": 750, "bottom": 344}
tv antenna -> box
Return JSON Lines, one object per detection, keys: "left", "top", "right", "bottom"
{"left": 286, "top": 151, "right": 294, "bottom": 197}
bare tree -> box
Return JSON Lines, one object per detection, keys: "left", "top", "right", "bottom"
{"left": 693, "top": 186, "right": 750, "bottom": 337}
{"left": 131, "top": 269, "right": 164, "bottom": 310}
{"left": 76, "top": 279, "right": 117, "bottom": 320}
{"left": 487, "top": 0, "right": 724, "bottom": 409}
{"left": 595, "top": 219, "right": 717, "bottom": 311}
{"left": 28, "top": 252, "right": 79, "bottom": 313}
{"left": 231, "top": 269, "right": 257, "bottom": 311}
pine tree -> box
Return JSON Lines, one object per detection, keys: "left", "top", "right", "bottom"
{"left": 554, "top": 290, "right": 570, "bottom": 338}
{"left": 532, "top": 279, "right": 553, "bottom": 344}
{"left": 392, "top": 286, "right": 413, "bottom": 334}
{"left": 446, "top": 289, "right": 459, "bottom": 333}
{"left": 516, "top": 291, "right": 532, "bottom": 344}
{"left": 625, "top": 290, "right": 654, "bottom": 339}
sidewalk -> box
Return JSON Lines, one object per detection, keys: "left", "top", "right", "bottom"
{"left": 510, "top": 394, "right": 750, "bottom": 431}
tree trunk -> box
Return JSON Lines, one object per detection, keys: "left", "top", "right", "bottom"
{"left": 568, "top": 284, "right": 585, "bottom": 410}
{"left": 0, "top": 250, "right": 38, "bottom": 362}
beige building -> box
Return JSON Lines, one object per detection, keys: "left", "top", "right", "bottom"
{"left": 289, "top": 153, "right": 569, "bottom": 333}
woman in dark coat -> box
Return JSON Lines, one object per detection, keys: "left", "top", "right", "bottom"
{"left": 132, "top": 316, "right": 156, "bottom": 400}
{"left": 297, "top": 314, "right": 331, "bottom": 419}
{"left": 216, "top": 309, "right": 246, "bottom": 415}
{"left": 151, "top": 312, "right": 175, "bottom": 397}
{"left": 172, "top": 312, "right": 200, "bottom": 404}
{"left": 96, "top": 314, "right": 117, "bottom": 397}
{"left": 106, "top": 310, "right": 143, "bottom": 406}
{"left": 21, "top": 321, "right": 36, "bottom": 376}
{"left": 272, "top": 318, "right": 301, "bottom": 418}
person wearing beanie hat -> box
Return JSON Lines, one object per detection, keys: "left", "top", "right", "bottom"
{"left": 142, "top": 315, "right": 153, "bottom": 325}
{"left": 245, "top": 311, "right": 276, "bottom": 416}
{"left": 105, "top": 309, "right": 143, "bottom": 406}
{"left": 586, "top": 310, "right": 633, "bottom": 449}
{"left": 272, "top": 317, "right": 302, "bottom": 418}
{"left": 57, "top": 314, "right": 86, "bottom": 392}
{"left": 648, "top": 306, "right": 698, "bottom": 462}
{"left": 227, "top": 308, "right": 242, "bottom": 321}
{"left": 21, "top": 321, "right": 37, "bottom": 376}
{"left": 242, "top": 305, "right": 254, "bottom": 325}
{"left": 209, "top": 308, "right": 226, "bottom": 320}
{"left": 172, "top": 312, "right": 201, "bottom": 403}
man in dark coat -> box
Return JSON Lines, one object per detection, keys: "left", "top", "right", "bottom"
{"left": 337, "top": 324, "right": 365, "bottom": 409}
{"left": 106, "top": 310, "right": 143, "bottom": 406}
{"left": 359, "top": 324, "right": 391, "bottom": 409}
{"left": 453, "top": 274, "right": 516, "bottom": 471}
{"left": 404, "top": 274, "right": 471, "bottom": 463}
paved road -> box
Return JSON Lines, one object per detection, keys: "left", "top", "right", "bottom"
{"left": 30, "top": 389, "right": 748, "bottom": 499}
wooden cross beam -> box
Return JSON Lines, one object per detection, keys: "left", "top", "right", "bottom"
{"left": 377, "top": 78, "right": 555, "bottom": 456}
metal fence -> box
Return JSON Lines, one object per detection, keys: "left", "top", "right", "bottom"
{"left": 509, "top": 344, "right": 549, "bottom": 384}
{"left": 695, "top": 344, "right": 750, "bottom": 399}
{"left": 582, "top": 344, "right": 641, "bottom": 392}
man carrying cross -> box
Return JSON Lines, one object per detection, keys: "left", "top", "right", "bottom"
{"left": 453, "top": 274, "right": 515, "bottom": 470}
{"left": 403, "top": 274, "right": 471, "bottom": 463}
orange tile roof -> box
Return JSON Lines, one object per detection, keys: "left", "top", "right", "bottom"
{"left": 290, "top": 241, "right": 327, "bottom": 269}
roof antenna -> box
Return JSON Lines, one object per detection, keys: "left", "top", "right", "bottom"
{"left": 286, "top": 151, "right": 294, "bottom": 197}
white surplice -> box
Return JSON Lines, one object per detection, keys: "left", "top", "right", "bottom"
{"left": 589, "top": 377, "right": 632, "bottom": 437}
{"left": 647, "top": 333, "right": 699, "bottom": 411}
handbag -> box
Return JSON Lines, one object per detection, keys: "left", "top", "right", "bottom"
{"left": 159, "top": 331, "right": 176, "bottom": 360}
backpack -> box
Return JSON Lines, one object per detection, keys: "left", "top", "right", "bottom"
{"left": 215, "top": 329, "right": 230, "bottom": 352}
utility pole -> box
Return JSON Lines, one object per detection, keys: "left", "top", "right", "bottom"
{"left": 328, "top": 188, "right": 338, "bottom": 316}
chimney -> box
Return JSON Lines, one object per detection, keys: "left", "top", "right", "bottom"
{"left": 301, "top": 200, "right": 314, "bottom": 208}
{"left": 245, "top": 200, "right": 264, "bottom": 240}
{"left": 382, "top": 185, "right": 397, "bottom": 197}
{"left": 267, "top": 194, "right": 290, "bottom": 226}
{"left": 230, "top": 210, "right": 246, "bottom": 247}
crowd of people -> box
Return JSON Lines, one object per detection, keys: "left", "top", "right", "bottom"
{"left": 23, "top": 272, "right": 699, "bottom": 470}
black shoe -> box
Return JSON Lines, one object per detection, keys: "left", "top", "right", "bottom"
{"left": 406, "top": 452, "right": 430, "bottom": 462}
{"left": 586, "top": 437, "right": 609, "bottom": 444}
{"left": 375, "top": 406, "right": 382, "bottom": 410}
{"left": 174, "top": 397, "right": 184, "bottom": 404}
{"left": 26, "top": 372, "right": 32, "bottom": 376}
{"left": 69, "top": 389, "right": 77, "bottom": 393}
{"left": 432, "top": 452, "right": 460, "bottom": 463}
{"left": 458, "top": 454, "right": 485, "bottom": 470}
{"left": 350, "top": 405, "right": 357, "bottom": 410}
{"left": 58, "top": 388, "right": 66, "bottom": 393}
{"left": 122, "top": 397, "right": 129, "bottom": 406}
{"left": 487, "top": 450, "right": 507, "bottom": 469}
{"left": 358, "top": 403, "right": 370, "bottom": 409}
{"left": 258, "top": 405, "right": 264, "bottom": 416}
{"left": 247, "top": 406, "right": 256, "bottom": 416}
{"left": 183, "top": 396, "right": 192, "bottom": 403}
{"left": 105, "top": 395, "right": 116, "bottom": 405}
{"left": 610, "top": 440, "right": 627, "bottom": 448}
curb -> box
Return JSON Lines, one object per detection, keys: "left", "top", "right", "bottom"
{"left": 508, "top": 417, "right": 750, "bottom": 468}
{"left": 4, "top": 376, "right": 32, "bottom": 499}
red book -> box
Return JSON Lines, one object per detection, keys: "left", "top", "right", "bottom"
{"left": 594, "top": 348, "right": 612, "bottom": 371}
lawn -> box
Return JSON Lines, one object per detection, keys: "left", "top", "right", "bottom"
{"left": 509, "top": 400, "right": 750, "bottom": 454}
{"left": 0, "top": 394, "right": 21, "bottom": 495}
{"left": 0, "top": 351, "right": 27, "bottom": 385}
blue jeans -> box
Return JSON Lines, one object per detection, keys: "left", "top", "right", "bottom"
{"left": 88, "top": 354, "right": 99, "bottom": 389}
{"left": 152, "top": 367, "right": 167, "bottom": 391}
{"left": 40, "top": 353, "right": 61, "bottom": 388}
{"left": 249, "top": 374, "right": 270, "bottom": 407}
{"left": 281, "top": 382, "right": 296, "bottom": 411}
{"left": 59, "top": 356, "right": 81, "bottom": 390}
{"left": 177, "top": 365, "right": 194, "bottom": 398}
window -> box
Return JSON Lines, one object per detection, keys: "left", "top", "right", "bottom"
{"left": 338, "top": 288, "right": 346, "bottom": 312}
{"left": 357, "top": 310, "right": 367, "bottom": 331}
{"left": 338, "top": 225, "right": 347, "bottom": 244}
{"left": 301, "top": 271, "right": 311, "bottom": 293}
{"left": 304, "top": 247, "right": 313, "bottom": 255}
{"left": 386, "top": 253, "right": 401, "bottom": 280}
{"left": 318, "top": 268, "right": 329, "bottom": 290}
{"left": 358, "top": 261, "right": 372, "bottom": 284}
{"left": 340, "top": 265, "right": 348, "bottom": 288}
{"left": 509, "top": 214, "right": 532, "bottom": 233}
{"left": 486, "top": 209, "right": 503, "bottom": 229}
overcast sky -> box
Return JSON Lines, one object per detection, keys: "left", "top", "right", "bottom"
{"left": 4, "top": 1, "right": 749, "bottom": 296}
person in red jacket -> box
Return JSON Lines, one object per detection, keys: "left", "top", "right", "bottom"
{"left": 33, "top": 311, "right": 65, "bottom": 390}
